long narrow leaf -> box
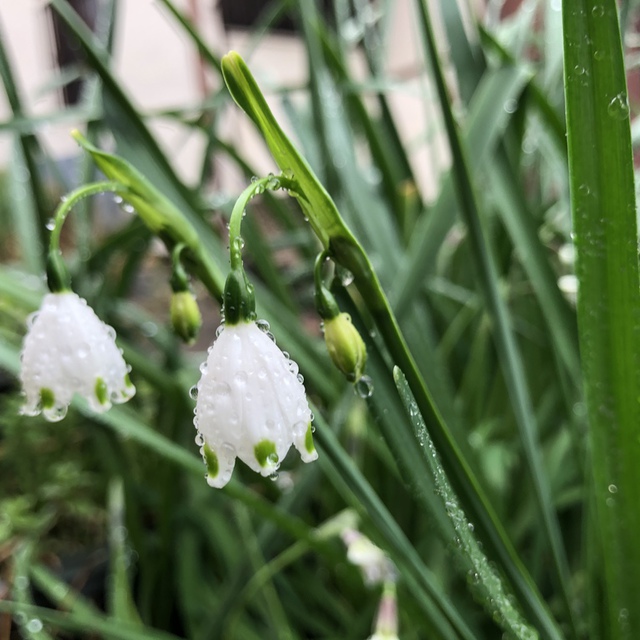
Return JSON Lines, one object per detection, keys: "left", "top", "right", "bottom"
{"left": 562, "top": 1, "right": 640, "bottom": 637}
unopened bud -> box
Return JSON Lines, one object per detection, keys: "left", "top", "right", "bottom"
{"left": 324, "top": 313, "right": 367, "bottom": 382}
{"left": 171, "top": 290, "right": 202, "bottom": 344}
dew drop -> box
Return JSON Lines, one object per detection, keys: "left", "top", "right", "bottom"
{"left": 43, "top": 404, "right": 68, "bottom": 422}
{"left": 608, "top": 483, "right": 618, "bottom": 494}
{"left": 233, "top": 236, "right": 245, "bottom": 252}
{"left": 234, "top": 371, "right": 248, "bottom": 386}
{"left": 607, "top": 93, "right": 629, "bottom": 120}
{"left": 355, "top": 375, "right": 374, "bottom": 398}
{"left": 503, "top": 98, "right": 518, "bottom": 114}
{"left": 592, "top": 5, "right": 604, "bottom": 17}
{"left": 189, "top": 385, "right": 199, "bottom": 400}
{"left": 256, "top": 319, "right": 270, "bottom": 332}
{"left": 26, "top": 619, "right": 43, "bottom": 633}
{"left": 215, "top": 323, "right": 225, "bottom": 337}
{"left": 222, "top": 442, "right": 236, "bottom": 457}
{"left": 45, "top": 218, "right": 56, "bottom": 231}
{"left": 337, "top": 267, "right": 354, "bottom": 287}
{"left": 141, "top": 321, "right": 158, "bottom": 337}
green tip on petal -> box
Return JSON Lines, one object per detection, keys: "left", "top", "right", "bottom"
{"left": 40, "top": 388, "right": 55, "bottom": 410}
{"left": 203, "top": 443, "right": 219, "bottom": 478}
{"left": 95, "top": 377, "right": 108, "bottom": 405}
{"left": 124, "top": 373, "right": 134, "bottom": 388}
{"left": 305, "top": 424, "right": 316, "bottom": 454}
{"left": 254, "top": 439, "right": 278, "bottom": 468}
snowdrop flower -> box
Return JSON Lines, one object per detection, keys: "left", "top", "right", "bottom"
{"left": 194, "top": 320, "right": 317, "bottom": 488}
{"left": 20, "top": 292, "right": 135, "bottom": 421}
{"left": 341, "top": 528, "right": 396, "bottom": 586}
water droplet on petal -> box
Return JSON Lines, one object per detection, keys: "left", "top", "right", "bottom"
{"left": 189, "top": 385, "right": 199, "bottom": 400}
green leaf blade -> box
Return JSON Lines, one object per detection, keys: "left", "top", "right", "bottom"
{"left": 563, "top": 1, "right": 640, "bottom": 637}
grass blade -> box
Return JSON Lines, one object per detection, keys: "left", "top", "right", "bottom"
{"left": 393, "top": 367, "right": 538, "bottom": 640}
{"left": 414, "top": 2, "right": 575, "bottom": 632}
{"left": 562, "top": 1, "right": 640, "bottom": 636}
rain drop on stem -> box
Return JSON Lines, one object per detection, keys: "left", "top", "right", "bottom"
{"left": 355, "top": 375, "right": 374, "bottom": 398}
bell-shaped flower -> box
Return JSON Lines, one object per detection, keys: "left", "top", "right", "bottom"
{"left": 20, "top": 292, "right": 135, "bottom": 421}
{"left": 341, "top": 528, "right": 396, "bottom": 586}
{"left": 194, "top": 320, "right": 317, "bottom": 488}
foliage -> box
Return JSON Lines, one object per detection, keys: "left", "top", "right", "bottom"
{"left": 0, "top": 0, "right": 638, "bottom": 638}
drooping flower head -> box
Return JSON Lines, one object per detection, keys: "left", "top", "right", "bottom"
{"left": 20, "top": 292, "right": 135, "bottom": 421}
{"left": 194, "top": 319, "right": 316, "bottom": 488}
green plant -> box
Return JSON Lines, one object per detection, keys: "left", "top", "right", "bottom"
{"left": 0, "top": 0, "right": 638, "bottom": 638}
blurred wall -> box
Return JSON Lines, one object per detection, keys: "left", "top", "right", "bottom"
{"left": 0, "top": 0, "right": 460, "bottom": 200}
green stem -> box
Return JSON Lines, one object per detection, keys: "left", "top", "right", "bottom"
{"left": 313, "top": 250, "right": 339, "bottom": 320}
{"left": 49, "top": 180, "right": 124, "bottom": 254}
{"left": 46, "top": 180, "right": 125, "bottom": 292}
{"left": 228, "top": 175, "right": 294, "bottom": 270}
{"left": 170, "top": 243, "right": 189, "bottom": 293}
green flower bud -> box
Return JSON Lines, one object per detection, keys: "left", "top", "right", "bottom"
{"left": 323, "top": 313, "right": 367, "bottom": 382}
{"left": 171, "top": 290, "right": 202, "bottom": 344}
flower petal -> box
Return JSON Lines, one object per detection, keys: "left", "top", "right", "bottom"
{"left": 194, "top": 321, "right": 316, "bottom": 485}
{"left": 20, "top": 292, "right": 135, "bottom": 420}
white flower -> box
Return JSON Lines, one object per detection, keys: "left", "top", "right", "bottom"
{"left": 20, "top": 292, "right": 135, "bottom": 421}
{"left": 341, "top": 528, "right": 396, "bottom": 586}
{"left": 194, "top": 320, "right": 317, "bottom": 488}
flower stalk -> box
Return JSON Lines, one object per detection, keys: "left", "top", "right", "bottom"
{"left": 220, "top": 50, "right": 557, "bottom": 632}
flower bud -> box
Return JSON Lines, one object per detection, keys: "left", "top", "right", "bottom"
{"left": 323, "top": 313, "right": 367, "bottom": 382}
{"left": 170, "top": 290, "right": 202, "bottom": 344}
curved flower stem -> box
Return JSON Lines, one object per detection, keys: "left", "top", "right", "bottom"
{"left": 49, "top": 180, "right": 125, "bottom": 255}
{"left": 228, "top": 175, "right": 295, "bottom": 271}
{"left": 313, "top": 250, "right": 339, "bottom": 320}
{"left": 170, "top": 243, "right": 189, "bottom": 292}
{"left": 47, "top": 180, "right": 125, "bottom": 292}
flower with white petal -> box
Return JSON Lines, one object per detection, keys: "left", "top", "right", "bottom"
{"left": 194, "top": 320, "right": 317, "bottom": 488}
{"left": 341, "top": 528, "right": 396, "bottom": 586}
{"left": 20, "top": 292, "right": 135, "bottom": 421}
